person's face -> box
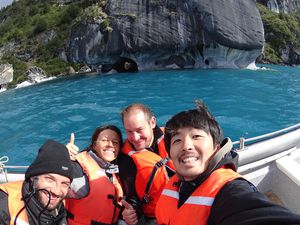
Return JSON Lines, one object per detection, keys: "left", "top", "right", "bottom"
{"left": 169, "top": 127, "right": 218, "bottom": 181}
{"left": 34, "top": 173, "right": 71, "bottom": 210}
{"left": 123, "top": 110, "right": 156, "bottom": 151}
{"left": 93, "top": 129, "right": 121, "bottom": 162}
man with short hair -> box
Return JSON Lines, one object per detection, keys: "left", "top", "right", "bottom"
{"left": 155, "top": 100, "right": 300, "bottom": 225}
{"left": 0, "top": 139, "right": 73, "bottom": 225}
{"left": 119, "top": 103, "right": 174, "bottom": 225}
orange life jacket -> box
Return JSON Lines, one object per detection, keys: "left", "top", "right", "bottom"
{"left": 155, "top": 167, "right": 240, "bottom": 225}
{"left": 65, "top": 151, "right": 123, "bottom": 225}
{"left": 0, "top": 181, "right": 29, "bottom": 225}
{"left": 121, "top": 128, "right": 174, "bottom": 218}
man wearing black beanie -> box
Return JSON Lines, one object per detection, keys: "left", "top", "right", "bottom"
{"left": 0, "top": 139, "right": 73, "bottom": 225}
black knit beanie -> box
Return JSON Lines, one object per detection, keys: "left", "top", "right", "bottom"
{"left": 25, "top": 139, "right": 73, "bottom": 181}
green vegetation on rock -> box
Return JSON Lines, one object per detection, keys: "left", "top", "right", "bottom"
{"left": 0, "top": 0, "right": 107, "bottom": 85}
{"left": 257, "top": 4, "right": 300, "bottom": 64}
{"left": 1, "top": 1, "right": 300, "bottom": 86}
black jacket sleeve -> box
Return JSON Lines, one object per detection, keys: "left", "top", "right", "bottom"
{"left": 118, "top": 153, "right": 139, "bottom": 198}
{"left": 0, "top": 190, "right": 10, "bottom": 225}
{"left": 118, "top": 153, "right": 143, "bottom": 218}
{"left": 67, "top": 161, "right": 90, "bottom": 199}
{"left": 208, "top": 178, "right": 300, "bottom": 225}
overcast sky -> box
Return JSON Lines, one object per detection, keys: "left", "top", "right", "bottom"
{"left": 0, "top": 0, "right": 14, "bottom": 9}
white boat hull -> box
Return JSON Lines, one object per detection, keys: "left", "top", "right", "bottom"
{"left": 237, "top": 125, "right": 300, "bottom": 214}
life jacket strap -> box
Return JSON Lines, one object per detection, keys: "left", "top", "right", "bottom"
{"left": 142, "top": 157, "right": 170, "bottom": 205}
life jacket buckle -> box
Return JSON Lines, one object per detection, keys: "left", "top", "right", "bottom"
{"left": 155, "top": 157, "right": 169, "bottom": 168}
{"left": 142, "top": 194, "right": 153, "bottom": 205}
{"left": 108, "top": 194, "right": 122, "bottom": 208}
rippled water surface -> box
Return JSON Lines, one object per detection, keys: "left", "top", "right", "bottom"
{"left": 1, "top": 64, "right": 300, "bottom": 165}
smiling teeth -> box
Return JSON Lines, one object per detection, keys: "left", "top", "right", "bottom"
{"left": 182, "top": 157, "right": 198, "bottom": 163}
{"left": 104, "top": 149, "right": 114, "bottom": 152}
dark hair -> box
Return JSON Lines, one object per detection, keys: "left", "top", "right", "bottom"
{"left": 120, "top": 103, "right": 154, "bottom": 124}
{"left": 164, "top": 100, "right": 223, "bottom": 153}
{"left": 84, "top": 125, "right": 123, "bottom": 151}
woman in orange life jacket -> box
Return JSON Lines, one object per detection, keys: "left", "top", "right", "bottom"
{"left": 65, "top": 125, "right": 125, "bottom": 225}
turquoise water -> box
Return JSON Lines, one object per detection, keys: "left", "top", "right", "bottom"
{"left": 1, "top": 64, "right": 300, "bottom": 165}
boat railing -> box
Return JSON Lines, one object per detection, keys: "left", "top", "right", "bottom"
{"left": 1, "top": 123, "right": 300, "bottom": 177}
{"left": 232, "top": 123, "right": 300, "bottom": 151}
{"left": 0, "top": 155, "right": 27, "bottom": 172}
{"left": 0, "top": 156, "right": 27, "bottom": 183}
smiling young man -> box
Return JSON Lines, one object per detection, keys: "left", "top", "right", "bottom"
{"left": 155, "top": 100, "right": 300, "bottom": 225}
{"left": 0, "top": 140, "right": 73, "bottom": 225}
{"left": 118, "top": 103, "right": 175, "bottom": 225}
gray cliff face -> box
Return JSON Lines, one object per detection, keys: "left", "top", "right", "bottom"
{"left": 258, "top": 0, "right": 300, "bottom": 13}
{"left": 0, "top": 64, "right": 13, "bottom": 85}
{"left": 0, "top": 64, "right": 13, "bottom": 90}
{"left": 67, "top": 0, "right": 264, "bottom": 70}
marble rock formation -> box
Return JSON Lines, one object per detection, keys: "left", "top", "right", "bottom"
{"left": 67, "top": 0, "right": 264, "bottom": 70}
{"left": 0, "top": 64, "right": 13, "bottom": 90}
